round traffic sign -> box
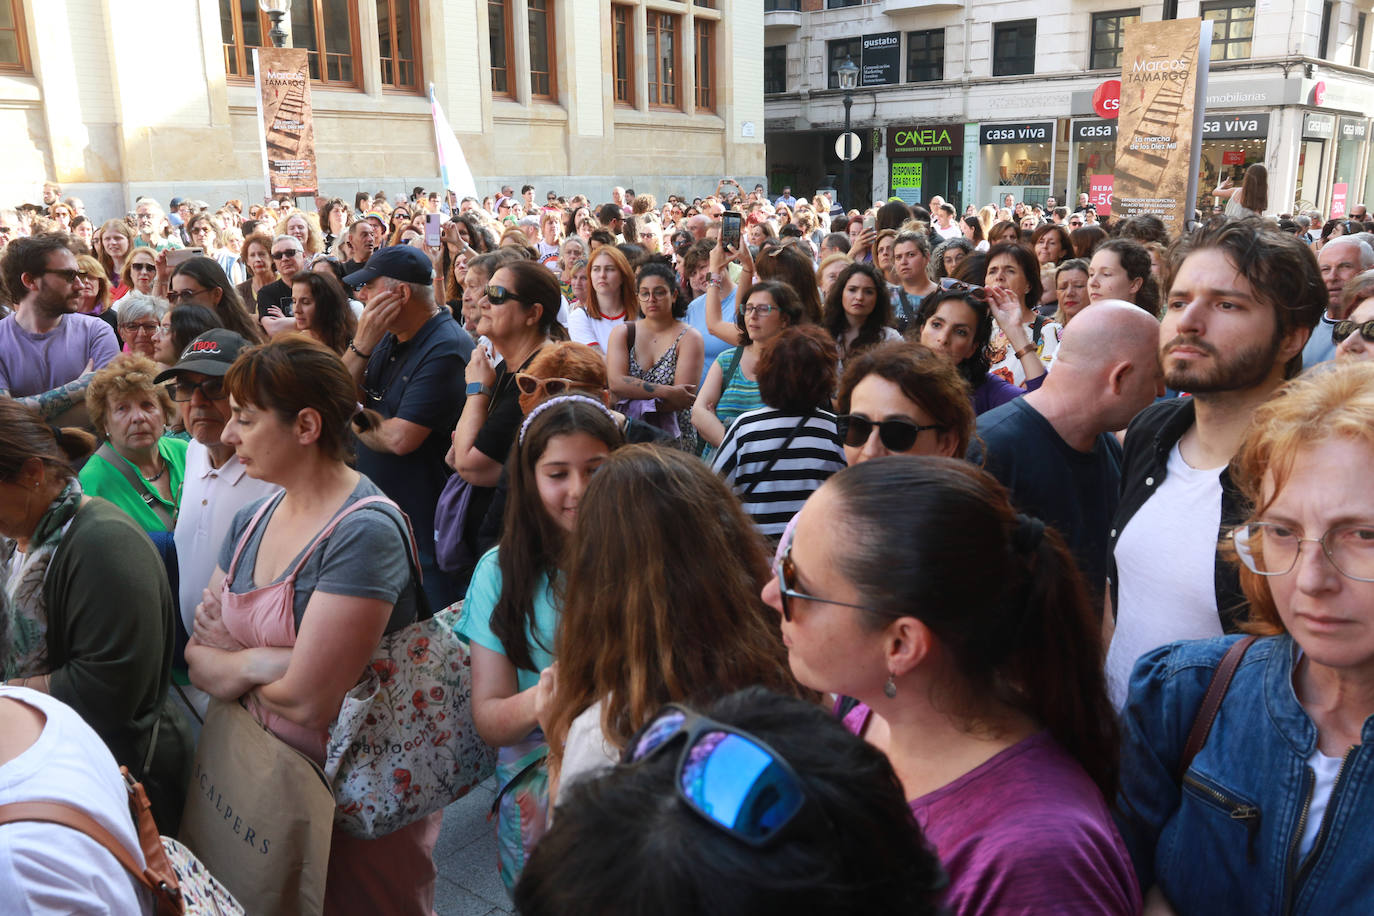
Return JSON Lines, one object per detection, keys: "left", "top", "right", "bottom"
{"left": 835, "top": 131, "right": 861, "bottom": 162}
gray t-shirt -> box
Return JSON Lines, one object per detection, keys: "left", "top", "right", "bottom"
{"left": 218, "top": 476, "right": 419, "bottom": 633}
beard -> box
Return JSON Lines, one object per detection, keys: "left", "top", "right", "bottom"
{"left": 1163, "top": 333, "right": 1282, "bottom": 393}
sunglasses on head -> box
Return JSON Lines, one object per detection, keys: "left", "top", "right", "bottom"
{"left": 514, "top": 373, "right": 587, "bottom": 398}
{"left": 1334, "top": 319, "right": 1374, "bottom": 345}
{"left": 621, "top": 704, "right": 805, "bottom": 847}
{"left": 939, "top": 276, "right": 985, "bottom": 296}
{"left": 835, "top": 414, "right": 941, "bottom": 452}
{"left": 485, "top": 284, "right": 519, "bottom": 305}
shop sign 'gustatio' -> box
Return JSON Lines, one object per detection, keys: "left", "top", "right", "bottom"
{"left": 1113, "top": 19, "right": 1212, "bottom": 229}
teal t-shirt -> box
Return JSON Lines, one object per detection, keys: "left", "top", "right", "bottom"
{"left": 78, "top": 436, "right": 188, "bottom": 532}
{"left": 455, "top": 547, "right": 559, "bottom": 690}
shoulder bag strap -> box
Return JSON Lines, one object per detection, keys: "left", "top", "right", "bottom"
{"left": 722, "top": 346, "right": 744, "bottom": 390}
{"left": 741, "top": 413, "right": 812, "bottom": 497}
{"left": 0, "top": 801, "right": 150, "bottom": 879}
{"left": 96, "top": 442, "right": 175, "bottom": 530}
{"left": 1176, "top": 635, "right": 1258, "bottom": 781}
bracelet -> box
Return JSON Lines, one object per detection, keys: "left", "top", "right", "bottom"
{"left": 1013, "top": 343, "right": 1036, "bottom": 360}
{"left": 348, "top": 339, "right": 372, "bottom": 359}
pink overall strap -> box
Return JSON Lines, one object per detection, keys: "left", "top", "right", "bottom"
{"left": 225, "top": 491, "right": 286, "bottom": 582}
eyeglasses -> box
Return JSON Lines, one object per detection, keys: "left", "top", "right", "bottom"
{"left": 1333, "top": 319, "right": 1374, "bottom": 345}
{"left": 41, "top": 268, "right": 84, "bottom": 283}
{"left": 121, "top": 321, "right": 160, "bottom": 336}
{"left": 166, "top": 287, "right": 209, "bottom": 304}
{"left": 773, "top": 538, "right": 873, "bottom": 622}
{"left": 485, "top": 284, "right": 519, "bottom": 305}
{"left": 1232, "top": 522, "right": 1374, "bottom": 582}
{"left": 638, "top": 288, "right": 672, "bottom": 301}
{"left": 835, "top": 414, "right": 941, "bottom": 452}
{"left": 169, "top": 377, "right": 227, "bottom": 402}
{"left": 621, "top": 704, "right": 805, "bottom": 847}
{"left": 129, "top": 262, "right": 158, "bottom": 274}
{"left": 514, "top": 373, "right": 588, "bottom": 399}
{"left": 742, "top": 304, "right": 778, "bottom": 316}
{"left": 272, "top": 249, "right": 303, "bottom": 260}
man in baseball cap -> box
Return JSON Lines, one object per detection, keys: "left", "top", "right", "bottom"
{"left": 340, "top": 243, "right": 435, "bottom": 288}
{"left": 155, "top": 329, "right": 279, "bottom": 653}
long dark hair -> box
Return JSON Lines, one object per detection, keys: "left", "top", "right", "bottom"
{"left": 171, "top": 256, "right": 264, "bottom": 342}
{"left": 914, "top": 289, "right": 994, "bottom": 388}
{"left": 823, "top": 261, "right": 892, "bottom": 360}
{"left": 167, "top": 304, "right": 224, "bottom": 357}
{"left": 827, "top": 457, "right": 1120, "bottom": 798}
{"left": 1093, "top": 238, "right": 1161, "bottom": 317}
{"left": 754, "top": 242, "right": 823, "bottom": 324}
{"left": 635, "top": 258, "right": 687, "bottom": 319}
{"left": 491, "top": 399, "right": 624, "bottom": 671}
{"left": 736, "top": 280, "right": 803, "bottom": 346}
{"left": 1239, "top": 163, "right": 1268, "bottom": 214}
{"left": 288, "top": 269, "right": 357, "bottom": 355}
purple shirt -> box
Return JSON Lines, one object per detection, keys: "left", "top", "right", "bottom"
{"left": 844, "top": 703, "right": 1141, "bottom": 916}
{"left": 973, "top": 371, "right": 1044, "bottom": 416}
{"left": 0, "top": 313, "right": 119, "bottom": 397}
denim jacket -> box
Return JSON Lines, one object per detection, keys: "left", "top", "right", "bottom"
{"left": 1115, "top": 634, "right": 1374, "bottom": 915}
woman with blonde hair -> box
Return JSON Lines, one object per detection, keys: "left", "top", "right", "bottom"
{"left": 113, "top": 247, "right": 158, "bottom": 310}
{"left": 234, "top": 232, "right": 276, "bottom": 311}
{"left": 98, "top": 219, "right": 136, "bottom": 298}
{"left": 816, "top": 252, "right": 854, "bottom": 302}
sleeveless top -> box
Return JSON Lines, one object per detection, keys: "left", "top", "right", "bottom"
{"left": 627, "top": 325, "right": 694, "bottom": 452}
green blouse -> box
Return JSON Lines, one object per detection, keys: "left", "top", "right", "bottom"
{"left": 78, "top": 436, "right": 188, "bottom": 532}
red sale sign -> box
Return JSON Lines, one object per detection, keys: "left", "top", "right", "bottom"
{"left": 1089, "top": 175, "right": 1114, "bottom": 216}
{"left": 1222, "top": 151, "right": 1245, "bottom": 165}
{"left": 1332, "top": 182, "right": 1348, "bottom": 219}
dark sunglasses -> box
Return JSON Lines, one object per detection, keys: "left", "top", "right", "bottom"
{"left": 166, "top": 288, "right": 209, "bottom": 304}
{"left": 169, "top": 377, "right": 227, "bottom": 402}
{"left": 514, "top": 373, "right": 583, "bottom": 398}
{"left": 485, "top": 284, "right": 519, "bottom": 305}
{"left": 773, "top": 538, "right": 873, "bottom": 622}
{"left": 272, "top": 249, "right": 303, "bottom": 260}
{"left": 1333, "top": 319, "right": 1374, "bottom": 345}
{"left": 621, "top": 704, "right": 805, "bottom": 846}
{"left": 835, "top": 414, "right": 940, "bottom": 452}
{"left": 129, "top": 262, "right": 158, "bottom": 273}
{"left": 939, "top": 276, "right": 985, "bottom": 296}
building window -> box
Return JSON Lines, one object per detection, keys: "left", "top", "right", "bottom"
{"left": 827, "top": 37, "right": 862, "bottom": 89}
{"left": 764, "top": 0, "right": 801, "bottom": 9}
{"left": 1090, "top": 9, "right": 1139, "bottom": 70}
{"left": 647, "top": 13, "right": 679, "bottom": 108}
{"left": 992, "top": 20, "right": 1037, "bottom": 77}
{"left": 221, "top": 0, "right": 360, "bottom": 87}
{"left": 0, "top": 0, "right": 30, "bottom": 73}
{"left": 694, "top": 0, "right": 716, "bottom": 7}
{"left": 827, "top": 0, "right": 863, "bottom": 7}
{"left": 489, "top": 0, "right": 512, "bottom": 95}
{"left": 377, "top": 0, "right": 421, "bottom": 91}
{"left": 906, "top": 28, "right": 944, "bottom": 82}
{"left": 764, "top": 45, "right": 787, "bottom": 94}
{"left": 612, "top": 5, "right": 633, "bottom": 105}
{"left": 528, "top": 0, "right": 555, "bottom": 99}
{"left": 1202, "top": 1, "right": 1254, "bottom": 61}
{"left": 1356, "top": 12, "right": 1368, "bottom": 68}
{"left": 695, "top": 19, "right": 714, "bottom": 111}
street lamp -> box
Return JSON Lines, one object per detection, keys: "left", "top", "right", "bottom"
{"left": 836, "top": 56, "right": 859, "bottom": 212}
{"left": 259, "top": 0, "right": 292, "bottom": 48}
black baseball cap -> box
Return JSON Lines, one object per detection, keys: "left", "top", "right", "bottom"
{"left": 341, "top": 244, "right": 435, "bottom": 288}
{"left": 155, "top": 329, "right": 251, "bottom": 382}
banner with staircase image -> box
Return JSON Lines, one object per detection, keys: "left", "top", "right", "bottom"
{"left": 1113, "top": 19, "right": 1212, "bottom": 231}
{"left": 254, "top": 47, "right": 319, "bottom": 197}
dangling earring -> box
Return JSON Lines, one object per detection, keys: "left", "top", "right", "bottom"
{"left": 883, "top": 674, "right": 897, "bottom": 699}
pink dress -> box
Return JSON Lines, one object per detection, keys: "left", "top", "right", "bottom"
{"left": 221, "top": 492, "right": 442, "bottom": 915}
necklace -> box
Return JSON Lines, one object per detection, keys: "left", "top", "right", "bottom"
{"left": 145, "top": 461, "right": 166, "bottom": 482}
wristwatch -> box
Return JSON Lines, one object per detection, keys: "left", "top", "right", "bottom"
{"left": 466, "top": 381, "right": 494, "bottom": 399}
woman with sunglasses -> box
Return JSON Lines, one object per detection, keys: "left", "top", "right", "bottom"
{"left": 606, "top": 262, "right": 704, "bottom": 451}
{"left": 1117, "top": 363, "right": 1374, "bottom": 914}
{"left": 170, "top": 256, "right": 265, "bottom": 344}
{"left": 457, "top": 397, "right": 625, "bottom": 892}
{"left": 1333, "top": 271, "right": 1374, "bottom": 363}
{"left": 112, "top": 248, "right": 158, "bottom": 312}
{"left": 540, "top": 446, "right": 802, "bottom": 802}
{"left": 692, "top": 280, "right": 806, "bottom": 459}
{"left": 768, "top": 457, "right": 1139, "bottom": 915}
{"left": 521, "top": 688, "right": 944, "bottom": 915}
{"left": 836, "top": 340, "right": 974, "bottom": 464}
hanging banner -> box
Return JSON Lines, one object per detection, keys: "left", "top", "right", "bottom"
{"left": 1113, "top": 19, "right": 1212, "bottom": 231}
{"left": 1089, "top": 175, "right": 1115, "bottom": 216}
{"left": 253, "top": 47, "right": 318, "bottom": 197}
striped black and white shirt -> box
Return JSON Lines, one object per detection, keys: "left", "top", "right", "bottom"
{"left": 711, "top": 407, "right": 847, "bottom": 537}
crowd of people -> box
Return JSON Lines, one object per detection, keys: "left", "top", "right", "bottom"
{"left": 2, "top": 169, "right": 1374, "bottom": 916}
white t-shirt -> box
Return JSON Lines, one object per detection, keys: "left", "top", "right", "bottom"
{"left": 1106, "top": 442, "right": 1226, "bottom": 708}
{"left": 567, "top": 306, "right": 625, "bottom": 355}
{"left": 556, "top": 699, "right": 619, "bottom": 807}
{"left": 1300, "top": 748, "right": 1345, "bottom": 858}
{"left": 0, "top": 687, "right": 154, "bottom": 915}
{"left": 988, "top": 316, "right": 1062, "bottom": 387}
{"left": 934, "top": 223, "right": 963, "bottom": 240}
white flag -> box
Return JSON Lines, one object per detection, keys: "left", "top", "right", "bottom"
{"left": 430, "top": 84, "right": 478, "bottom": 199}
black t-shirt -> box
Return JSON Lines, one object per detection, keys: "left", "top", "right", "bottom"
{"left": 254, "top": 278, "right": 291, "bottom": 318}
{"left": 968, "top": 397, "right": 1123, "bottom": 603}
{"left": 463, "top": 348, "right": 545, "bottom": 556}
{"left": 354, "top": 311, "right": 474, "bottom": 548}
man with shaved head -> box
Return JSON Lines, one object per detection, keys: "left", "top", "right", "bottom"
{"left": 969, "top": 301, "right": 1162, "bottom": 606}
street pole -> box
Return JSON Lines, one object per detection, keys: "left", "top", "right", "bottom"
{"left": 841, "top": 91, "right": 853, "bottom": 213}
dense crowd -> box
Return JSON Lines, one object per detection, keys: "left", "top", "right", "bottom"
{"left": 2, "top": 163, "right": 1374, "bottom": 915}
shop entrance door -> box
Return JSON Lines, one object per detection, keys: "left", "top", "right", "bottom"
{"left": 1296, "top": 139, "right": 1326, "bottom": 213}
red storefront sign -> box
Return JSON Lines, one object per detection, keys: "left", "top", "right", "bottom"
{"left": 1089, "top": 174, "right": 1114, "bottom": 215}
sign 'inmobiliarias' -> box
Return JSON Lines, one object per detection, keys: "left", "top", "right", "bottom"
{"left": 1113, "top": 19, "right": 1212, "bottom": 230}
{"left": 254, "top": 47, "right": 319, "bottom": 197}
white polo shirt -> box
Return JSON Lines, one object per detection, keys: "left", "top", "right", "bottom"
{"left": 173, "top": 440, "right": 279, "bottom": 635}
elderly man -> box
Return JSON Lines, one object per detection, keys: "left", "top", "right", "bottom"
{"left": 133, "top": 199, "right": 183, "bottom": 251}
{"left": 971, "top": 301, "right": 1161, "bottom": 606}
{"left": 1303, "top": 235, "right": 1374, "bottom": 367}
{"left": 254, "top": 235, "right": 305, "bottom": 319}
{"left": 341, "top": 219, "right": 377, "bottom": 274}
{"left": 342, "top": 245, "right": 474, "bottom": 609}
{"left": 0, "top": 233, "right": 118, "bottom": 420}
{"left": 157, "top": 329, "right": 278, "bottom": 645}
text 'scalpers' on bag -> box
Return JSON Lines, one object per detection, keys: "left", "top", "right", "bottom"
{"left": 254, "top": 47, "right": 319, "bottom": 197}
{"left": 1113, "top": 18, "right": 1213, "bottom": 230}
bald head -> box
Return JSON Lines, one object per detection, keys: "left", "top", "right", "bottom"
{"left": 1041, "top": 300, "right": 1162, "bottom": 432}
{"left": 1054, "top": 301, "right": 1160, "bottom": 372}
